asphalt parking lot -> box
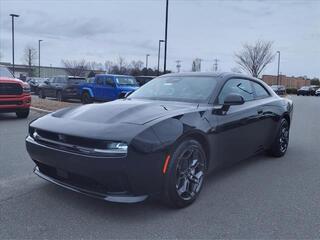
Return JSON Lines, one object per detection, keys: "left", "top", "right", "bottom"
{"left": 0, "top": 95, "right": 319, "bottom": 239}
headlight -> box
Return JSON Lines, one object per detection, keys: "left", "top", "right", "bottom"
{"left": 93, "top": 142, "right": 128, "bottom": 154}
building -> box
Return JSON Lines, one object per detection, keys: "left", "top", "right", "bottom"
{"left": 0, "top": 62, "right": 105, "bottom": 80}
{"left": 262, "top": 74, "right": 310, "bottom": 89}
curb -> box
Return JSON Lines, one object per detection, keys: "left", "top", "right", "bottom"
{"left": 30, "top": 107, "right": 52, "bottom": 114}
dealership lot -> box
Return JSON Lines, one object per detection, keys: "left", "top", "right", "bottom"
{"left": 0, "top": 95, "right": 319, "bottom": 239}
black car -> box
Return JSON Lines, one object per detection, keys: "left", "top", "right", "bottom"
{"left": 135, "top": 76, "right": 156, "bottom": 86}
{"left": 297, "top": 86, "right": 316, "bottom": 96}
{"left": 38, "top": 76, "right": 86, "bottom": 101}
{"left": 26, "top": 73, "right": 293, "bottom": 208}
{"left": 27, "top": 78, "right": 48, "bottom": 94}
{"left": 271, "top": 85, "right": 286, "bottom": 95}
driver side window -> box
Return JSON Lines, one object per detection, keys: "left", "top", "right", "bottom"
{"left": 218, "top": 78, "right": 254, "bottom": 104}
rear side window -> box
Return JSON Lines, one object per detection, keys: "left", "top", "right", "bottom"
{"left": 67, "top": 78, "right": 85, "bottom": 85}
{"left": 218, "top": 78, "right": 254, "bottom": 104}
{"left": 105, "top": 77, "right": 114, "bottom": 86}
{"left": 252, "top": 81, "right": 270, "bottom": 99}
{"left": 96, "top": 76, "right": 104, "bottom": 85}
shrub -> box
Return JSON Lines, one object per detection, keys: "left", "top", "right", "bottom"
{"left": 286, "top": 88, "right": 297, "bottom": 94}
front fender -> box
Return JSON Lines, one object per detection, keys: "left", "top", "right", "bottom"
{"left": 82, "top": 87, "right": 94, "bottom": 98}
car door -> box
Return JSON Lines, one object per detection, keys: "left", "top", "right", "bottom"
{"left": 213, "top": 78, "right": 263, "bottom": 166}
{"left": 104, "top": 76, "right": 117, "bottom": 100}
{"left": 43, "top": 78, "right": 54, "bottom": 96}
{"left": 250, "top": 80, "right": 276, "bottom": 148}
{"left": 93, "top": 76, "right": 104, "bottom": 101}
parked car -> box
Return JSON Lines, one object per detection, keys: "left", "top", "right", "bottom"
{"left": 26, "top": 72, "right": 293, "bottom": 208}
{"left": 315, "top": 88, "right": 320, "bottom": 96}
{"left": 0, "top": 65, "right": 31, "bottom": 118}
{"left": 27, "top": 77, "right": 48, "bottom": 94}
{"left": 297, "top": 86, "right": 316, "bottom": 96}
{"left": 38, "top": 76, "right": 86, "bottom": 101}
{"left": 135, "top": 76, "right": 156, "bottom": 86}
{"left": 79, "top": 74, "right": 139, "bottom": 104}
{"left": 271, "top": 85, "right": 286, "bottom": 95}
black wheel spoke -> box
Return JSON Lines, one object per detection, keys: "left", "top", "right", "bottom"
{"left": 175, "top": 145, "right": 205, "bottom": 201}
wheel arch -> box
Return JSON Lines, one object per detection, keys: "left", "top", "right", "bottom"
{"left": 82, "top": 87, "right": 94, "bottom": 98}
{"left": 283, "top": 113, "right": 291, "bottom": 127}
{"left": 173, "top": 131, "right": 211, "bottom": 171}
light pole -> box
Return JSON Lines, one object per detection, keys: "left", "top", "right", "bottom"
{"left": 164, "top": 0, "right": 169, "bottom": 73}
{"left": 10, "top": 14, "right": 19, "bottom": 77}
{"left": 38, "top": 40, "right": 43, "bottom": 77}
{"left": 157, "top": 40, "right": 165, "bottom": 75}
{"left": 145, "top": 54, "right": 150, "bottom": 70}
{"left": 276, "top": 51, "right": 280, "bottom": 85}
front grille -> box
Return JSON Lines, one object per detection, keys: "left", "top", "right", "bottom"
{"left": 29, "top": 128, "right": 126, "bottom": 157}
{"left": 0, "top": 100, "right": 23, "bottom": 105}
{"left": 0, "top": 83, "right": 23, "bottom": 95}
{"left": 36, "top": 161, "right": 128, "bottom": 193}
{"left": 35, "top": 129, "right": 108, "bottom": 149}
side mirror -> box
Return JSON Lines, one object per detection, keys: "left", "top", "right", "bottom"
{"left": 224, "top": 93, "right": 245, "bottom": 106}
{"left": 215, "top": 93, "right": 244, "bottom": 113}
{"left": 44, "top": 80, "right": 49, "bottom": 84}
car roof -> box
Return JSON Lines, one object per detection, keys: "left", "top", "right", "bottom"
{"left": 159, "top": 72, "right": 261, "bottom": 82}
{"left": 95, "top": 74, "right": 134, "bottom": 78}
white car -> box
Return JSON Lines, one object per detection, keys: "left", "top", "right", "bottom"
{"left": 315, "top": 88, "right": 320, "bottom": 96}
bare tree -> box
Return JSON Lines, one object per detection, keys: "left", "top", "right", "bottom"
{"left": 104, "top": 60, "right": 113, "bottom": 73}
{"left": 22, "top": 46, "right": 37, "bottom": 77}
{"left": 235, "top": 40, "right": 274, "bottom": 78}
{"left": 130, "top": 60, "right": 144, "bottom": 70}
{"left": 87, "top": 61, "right": 104, "bottom": 71}
{"left": 61, "top": 59, "right": 88, "bottom": 76}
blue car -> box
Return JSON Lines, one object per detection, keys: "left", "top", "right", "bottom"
{"left": 79, "top": 74, "right": 139, "bottom": 104}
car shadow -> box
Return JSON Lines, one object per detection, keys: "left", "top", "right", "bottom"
{"left": 37, "top": 152, "right": 270, "bottom": 218}
{"left": 0, "top": 113, "right": 19, "bottom": 120}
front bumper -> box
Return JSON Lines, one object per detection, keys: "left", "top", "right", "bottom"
{"left": 26, "top": 135, "right": 164, "bottom": 202}
{"left": 0, "top": 94, "right": 31, "bottom": 111}
{"left": 34, "top": 166, "right": 147, "bottom": 203}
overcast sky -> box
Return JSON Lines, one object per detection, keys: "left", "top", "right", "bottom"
{"left": 0, "top": 0, "right": 319, "bottom": 77}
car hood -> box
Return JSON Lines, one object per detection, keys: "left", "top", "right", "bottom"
{"left": 51, "top": 99, "right": 197, "bottom": 125}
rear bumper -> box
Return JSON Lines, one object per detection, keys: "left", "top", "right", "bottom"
{"left": 0, "top": 94, "right": 31, "bottom": 112}
{"left": 62, "top": 90, "right": 80, "bottom": 99}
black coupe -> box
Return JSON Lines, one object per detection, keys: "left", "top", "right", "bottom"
{"left": 26, "top": 73, "right": 293, "bottom": 208}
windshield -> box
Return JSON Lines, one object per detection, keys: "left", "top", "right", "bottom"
{"left": 115, "top": 77, "right": 138, "bottom": 86}
{"left": 67, "top": 78, "right": 86, "bottom": 85}
{"left": 0, "top": 66, "right": 14, "bottom": 78}
{"left": 129, "top": 76, "right": 218, "bottom": 103}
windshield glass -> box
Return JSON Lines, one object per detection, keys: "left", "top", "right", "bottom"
{"left": 67, "top": 78, "right": 86, "bottom": 85}
{"left": 129, "top": 76, "right": 217, "bottom": 103}
{"left": 115, "top": 77, "right": 138, "bottom": 86}
{"left": 0, "top": 66, "right": 14, "bottom": 78}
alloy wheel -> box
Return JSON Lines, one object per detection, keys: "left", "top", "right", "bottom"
{"left": 279, "top": 121, "right": 289, "bottom": 153}
{"left": 175, "top": 146, "right": 205, "bottom": 201}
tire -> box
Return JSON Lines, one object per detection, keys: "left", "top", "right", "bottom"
{"left": 81, "top": 91, "right": 93, "bottom": 104}
{"left": 39, "top": 89, "right": 46, "bottom": 99}
{"left": 16, "top": 109, "right": 30, "bottom": 119}
{"left": 56, "top": 91, "right": 64, "bottom": 102}
{"left": 162, "top": 139, "right": 207, "bottom": 208}
{"left": 268, "top": 118, "right": 290, "bottom": 157}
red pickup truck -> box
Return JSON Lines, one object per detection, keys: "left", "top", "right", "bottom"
{"left": 0, "top": 66, "right": 31, "bottom": 118}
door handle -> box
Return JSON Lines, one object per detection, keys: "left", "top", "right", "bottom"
{"left": 257, "top": 109, "right": 263, "bottom": 115}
